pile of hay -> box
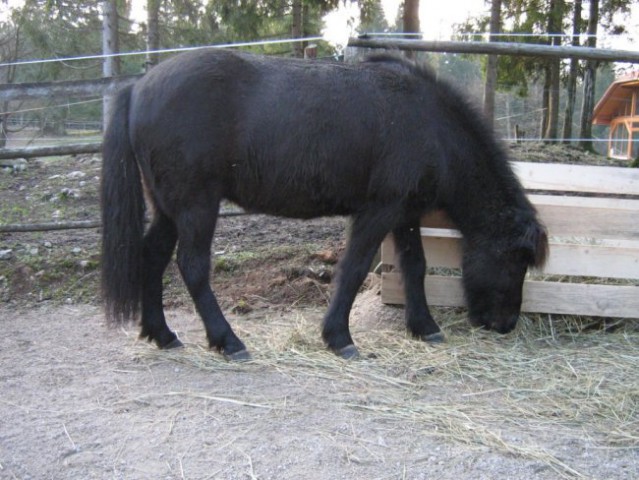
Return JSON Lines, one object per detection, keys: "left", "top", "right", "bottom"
{"left": 139, "top": 281, "right": 638, "bottom": 478}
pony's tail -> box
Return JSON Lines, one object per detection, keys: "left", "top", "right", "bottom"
{"left": 100, "top": 85, "right": 145, "bottom": 324}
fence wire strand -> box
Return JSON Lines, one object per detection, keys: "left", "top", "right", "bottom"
{"left": 0, "top": 36, "right": 326, "bottom": 69}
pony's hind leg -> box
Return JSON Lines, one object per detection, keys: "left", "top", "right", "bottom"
{"left": 392, "top": 222, "right": 444, "bottom": 343}
{"left": 175, "top": 204, "right": 248, "bottom": 360}
{"left": 140, "top": 212, "right": 182, "bottom": 348}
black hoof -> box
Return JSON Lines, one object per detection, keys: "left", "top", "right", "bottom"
{"left": 223, "top": 349, "right": 251, "bottom": 362}
{"left": 161, "top": 338, "right": 184, "bottom": 349}
{"left": 421, "top": 332, "right": 446, "bottom": 344}
{"left": 335, "top": 344, "right": 360, "bottom": 360}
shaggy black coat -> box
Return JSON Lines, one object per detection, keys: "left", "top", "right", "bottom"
{"left": 101, "top": 49, "right": 547, "bottom": 358}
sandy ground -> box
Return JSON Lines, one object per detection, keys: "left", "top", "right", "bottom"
{"left": 1, "top": 299, "right": 637, "bottom": 480}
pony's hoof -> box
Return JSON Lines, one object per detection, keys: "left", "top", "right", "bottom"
{"left": 162, "top": 338, "right": 184, "bottom": 349}
{"left": 421, "top": 332, "right": 446, "bottom": 344}
{"left": 335, "top": 344, "right": 360, "bottom": 360}
{"left": 224, "top": 349, "right": 251, "bottom": 362}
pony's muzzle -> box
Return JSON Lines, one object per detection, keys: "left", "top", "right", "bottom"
{"left": 470, "top": 314, "right": 519, "bottom": 334}
{"left": 492, "top": 315, "right": 519, "bottom": 334}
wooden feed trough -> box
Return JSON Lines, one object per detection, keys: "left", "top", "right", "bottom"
{"left": 381, "top": 162, "right": 639, "bottom": 318}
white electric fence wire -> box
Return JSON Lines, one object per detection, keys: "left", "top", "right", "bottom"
{"left": 0, "top": 36, "right": 326, "bottom": 69}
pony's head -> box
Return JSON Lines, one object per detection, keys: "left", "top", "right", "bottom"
{"left": 462, "top": 220, "right": 548, "bottom": 334}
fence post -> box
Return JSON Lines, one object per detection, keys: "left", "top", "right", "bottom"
{"left": 102, "top": 0, "right": 120, "bottom": 131}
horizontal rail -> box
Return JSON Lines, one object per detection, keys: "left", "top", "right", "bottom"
{"left": 0, "top": 211, "right": 248, "bottom": 233}
{"left": 512, "top": 162, "right": 639, "bottom": 195}
{"left": 348, "top": 38, "right": 639, "bottom": 64}
{"left": 0, "top": 143, "right": 102, "bottom": 160}
{"left": 381, "top": 273, "right": 639, "bottom": 318}
{"left": 382, "top": 233, "right": 639, "bottom": 279}
{"left": 418, "top": 196, "right": 639, "bottom": 240}
{"left": 0, "top": 75, "right": 140, "bottom": 102}
{"left": 0, "top": 220, "right": 101, "bottom": 233}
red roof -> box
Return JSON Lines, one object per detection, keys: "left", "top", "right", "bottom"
{"left": 592, "top": 72, "right": 639, "bottom": 126}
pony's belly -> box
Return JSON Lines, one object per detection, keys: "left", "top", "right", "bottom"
{"left": 233, "top": 195, "right": 356, "bottom": 220}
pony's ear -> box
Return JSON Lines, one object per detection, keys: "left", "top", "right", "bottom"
{"left": 519, "top": 222, "right": 548, "bottom": 269}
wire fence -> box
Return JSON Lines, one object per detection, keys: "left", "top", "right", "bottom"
{"left": 0, "top": 35, "right": 633, "bottom": 233}
{"left": 0, "top": 36, "right": 327, "bottom": 69}
{"left": 3, "top": 35, "right": 635, "bottom": 124}
{"left": 1, "top": 31, "right": 630, "bottom": 71}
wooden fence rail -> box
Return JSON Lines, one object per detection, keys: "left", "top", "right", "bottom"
{"left": 0, "top": 143, "right": 101, "bottom": 160}
{"left": 0, "top": 210, "right": 248, "bottom": 234}
{"left": 0, "top": 75, "right": 139, "bottom": 102}
{"left": 3, "top": 40, "right": 639, "bottom": 243}
{"left": 348, "top": 38, "right": 639, "bottom": 64}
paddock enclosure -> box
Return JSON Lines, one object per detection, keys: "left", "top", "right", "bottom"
{"left": 2, "top": 39, "right": 639, "bottom": 480}
{"left": 382, "top": 161, "right": 639, "bottom": 319}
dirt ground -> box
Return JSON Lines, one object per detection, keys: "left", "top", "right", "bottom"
{"left": 1, "top": 300, "right": 638, "bottom": 480}
{"left": 0, "top": 144, "right": 638, "bottom": 479}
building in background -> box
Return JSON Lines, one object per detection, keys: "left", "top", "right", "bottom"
{"left": 592, "top": 72, "right": 639, "bottom": 160}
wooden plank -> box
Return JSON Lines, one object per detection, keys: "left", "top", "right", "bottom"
{"left": 0, "top": 75, "right": 140, "bottom": 102}
{"left": 380, "top": 236, "right": 396, "bottom": 271}
{"left": 528, "top": 194, "right": 639, "bottom": 210}
{"left": 519, "top": 281, "right": 639, "bottom": 317}
{"left": 381, "top": 273, "right": 465, "bottom": 307}
{"left": 0, "top": 209, "right": 247, "bottom": 233}
{"left": 534, "top": 197, "right": 639, "bottom": 240}
{"left": 0, "top": 143, "right": 101, "bottom": 160}
{"left": 381, "top": 273, "right": 639, "bottom": 318}
{"left": 382, "top": 233, "right": 639, "bottom": 280}
{"left": 420, "top": 196, "right": 639, "bottom": 240}
{"left": 381, "top": 230, "right": 463, "bottom": 269}
{"left": 348, "top": 38, "right": 639, "bottom": 64}
{"left": 512, "top": 162, "right": 639, "bottom": 195}
{"left": 534, "top": 242, "right": 639, "bottom": 279}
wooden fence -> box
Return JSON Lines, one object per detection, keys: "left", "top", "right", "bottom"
{"left": 0, "top": 75, "right": 139, "bottom": 102}
{"left": 0, "top": 143, "right": 101, "bottom": 160}
{"left": 381, "top": 162, "right": 639, "bottom": 318}
{"left": 3, "top": 39, "right": 639, "bottom": 244}
{"left": 348, "top": 38, "right": 639, "bottom": 64}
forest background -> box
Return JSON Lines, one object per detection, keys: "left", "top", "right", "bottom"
{"left": 0, "top": 0, "right": 637, "bottom": 153}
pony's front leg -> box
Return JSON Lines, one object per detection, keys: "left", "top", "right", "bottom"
{"left": 392, "top": 222, "right": 444, "bottom": 343}
{"left": 175, "top": 209, "right": 248, "bottom": 360}
{"left": 322, "top": 207, "right": 402, "bottom": 359}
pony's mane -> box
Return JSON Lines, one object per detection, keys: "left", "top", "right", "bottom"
{"left": 362, "top": 52, "right": 437, "bottom": 80}
{"left": 362, "top": 52, "right": 412, "bottom": 66}
{"left": 362, "top": 54, "right": 547, "bottom": 264}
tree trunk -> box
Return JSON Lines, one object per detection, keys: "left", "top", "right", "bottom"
{"left": 541, "top": 67, "right": 550, "bottom": 137}
{"left": 580, "top": 0, "right": 599, "bottom": 151}
{"left": 102, "top": 0, "right": 120, "bottom": 130}
{"left": 145, "top": 0, "right": 160, "bottom": 71}
{"left": 545, "top": 60, "right": 560, "bottom": 139}
{"left": 562, "top": 0, "right": 582, "bottom": 143}
{"left": 0, "top": 23, "right": 20, "bottom": 148}
{"left": 483, "top": 0, "right": 502, "bottom": 127}
{"left": 402, "top": 0, "right": 420, "bottom": 59}
{"left": 291, "top": 0, "right": 304, "bottom": 58}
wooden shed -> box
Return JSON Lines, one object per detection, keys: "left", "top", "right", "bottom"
{"left": 592, "top": 72, "right": 639, "bottom": 160}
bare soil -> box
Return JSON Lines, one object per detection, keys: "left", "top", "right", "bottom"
{"left": 0, "top": 144, "right": 637, "bottom": 479}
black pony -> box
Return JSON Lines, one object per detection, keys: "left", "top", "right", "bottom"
{"left": 101, "top": 49, "right": 547, "bottom": 360}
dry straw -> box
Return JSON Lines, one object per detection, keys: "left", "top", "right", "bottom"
{"left": 138, "top": 288, "right": 638, "bottom": 479}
